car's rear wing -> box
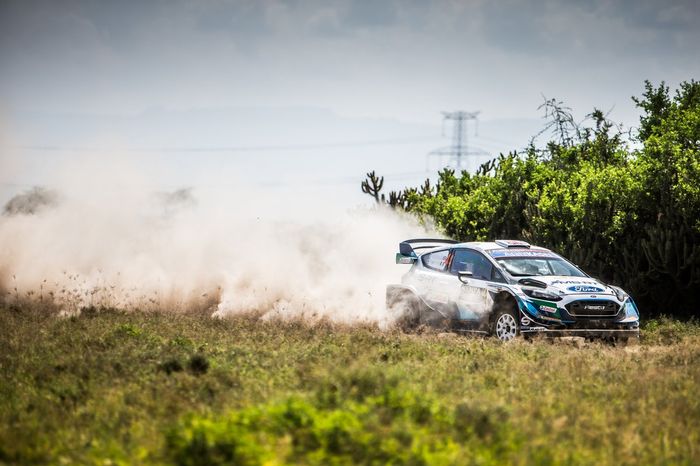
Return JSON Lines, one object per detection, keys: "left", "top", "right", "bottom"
{"left": 396, "top": 238, "right": 458, "bottom": 264}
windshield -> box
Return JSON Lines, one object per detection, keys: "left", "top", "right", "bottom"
{"left": 496, "top": 257, "right": 585, "bottom": 277}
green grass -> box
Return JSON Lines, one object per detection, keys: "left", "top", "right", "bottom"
{"left": 1, "top": 305, "right": 699, "bottom": 465}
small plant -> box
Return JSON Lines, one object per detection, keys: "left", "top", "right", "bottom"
{"left": 160, "top": 358, "right": 184, "bottom": 375}
{"left": 114, "top": 323, "right": 143, "bottom": 337}
{"left": 188, "top": 354, "right": 209, "bottom": 375}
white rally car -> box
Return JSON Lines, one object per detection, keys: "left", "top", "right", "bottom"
{"left": 386, "top": 238, "right": 640, "bottom": 341}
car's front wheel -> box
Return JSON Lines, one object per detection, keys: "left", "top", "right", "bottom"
{"left": 491, "top": 307, "right": 519, "bottom": 342}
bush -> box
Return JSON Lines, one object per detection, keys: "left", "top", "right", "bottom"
{"left": 166, "top": 379, "right": 521, "bottom": 466}
{"left": 642, "top": 317, "right": 700, "bottom": 345}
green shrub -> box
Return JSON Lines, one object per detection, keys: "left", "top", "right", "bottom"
{"left": 166, "top": 382, "right": 522, "bottom": 466}
{"left": 642, "top": 317, "right": 700, "bottom": 345}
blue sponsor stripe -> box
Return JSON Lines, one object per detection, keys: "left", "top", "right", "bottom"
{"left": 490, "top": 249, "right": 556, "bottom": 258}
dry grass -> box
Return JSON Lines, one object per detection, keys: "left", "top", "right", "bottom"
{"left": 0, "top": 304, "right": 698, "bottom": 465}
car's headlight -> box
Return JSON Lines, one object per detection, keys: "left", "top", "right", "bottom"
{"left": 624, "top": 300, "right": 640, "bottom": 321}
{"left": 609, "top": 286, "right": 628, "bottom": 302}
{"left": 522, "top": 288, "right": 562, "bottom": 302}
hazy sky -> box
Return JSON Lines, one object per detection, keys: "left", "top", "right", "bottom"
{"left": 3, "top": 0, "right": 698, "bottom": 122}
{"left": 1, "top": 0, "right": 699, "bottom": 205}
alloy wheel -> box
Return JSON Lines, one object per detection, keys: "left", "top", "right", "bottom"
{"left": 495, "top": 313, "right": 517, "bottom": 341}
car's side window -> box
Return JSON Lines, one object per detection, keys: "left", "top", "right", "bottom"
{"left": 450, "top": 249, "right": 494, "bottom": 281}
{"left": 491, "top": 267, "right": 506, "bottom": 283}
{"left": 422, "top": 250, "right": 450, "bottom": 271}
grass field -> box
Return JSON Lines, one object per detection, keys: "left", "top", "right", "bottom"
{"left": 1, "top": 305, "right": 699, "bottom": 465}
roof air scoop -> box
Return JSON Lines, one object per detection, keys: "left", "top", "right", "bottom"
{"left": 495, "top": 239, "right": 531, "bottom": 248}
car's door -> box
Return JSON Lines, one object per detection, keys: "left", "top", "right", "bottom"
{"left": 411, "top": 249, "right": 453, "bottom": 320}
{"left": 447, "top": 248, "right": 500, "bottom": 321}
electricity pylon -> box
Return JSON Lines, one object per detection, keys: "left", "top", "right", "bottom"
{"left": 428, "top": 111, "right": 487, "bottom": 172}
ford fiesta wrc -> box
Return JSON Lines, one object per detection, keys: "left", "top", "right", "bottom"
{"left": 386, "top": 239, "right": 640, "bottom": 341}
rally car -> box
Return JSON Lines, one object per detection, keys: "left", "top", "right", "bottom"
{"left": 386, "top": 238, "right": 640, "bottom": 341}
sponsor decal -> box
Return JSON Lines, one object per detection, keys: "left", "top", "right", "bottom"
{"left": 551, "top": 280, "right": 595, "bottom": 285}
{"left": 567, "top": 285, "right": 604, "bottom": 293}
{"left": 584, "top": 304, "right": 606, "bottom": 311}
{"left": 489, "top": 250, "right": 557, "bottom": 258}
{"left": 528, "top": 298, "right": 561, "bottom": 317}
{"left": 521, "top": 316, "right": 531, "bottom": 326}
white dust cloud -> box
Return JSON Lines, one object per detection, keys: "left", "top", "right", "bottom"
{"left": 0, "top": 153, "right": 433, "bottom": 326}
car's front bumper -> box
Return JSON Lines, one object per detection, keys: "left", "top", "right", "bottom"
{"left": 516, "top": 294, "right": 640, "bottom": 339}
{"left": 520, "top": 327, "right": 640, "bottom": 339}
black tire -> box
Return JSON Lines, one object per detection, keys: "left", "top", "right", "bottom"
{"left": 490, "top": 299, "right": 519, "bottom": 342}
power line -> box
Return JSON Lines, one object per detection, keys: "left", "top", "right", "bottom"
{"left": 0, "top": 170, "right": 431, "bottom": 191}
{"left": 14, "top": 135, "right": 441, "bottom": 154}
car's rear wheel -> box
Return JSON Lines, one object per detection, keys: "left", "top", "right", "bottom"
{"left": 491, "top": 299, "right": 519, "bottom": 342}
{"left": 386, "top": 288, "right": 421, "bottom": 331}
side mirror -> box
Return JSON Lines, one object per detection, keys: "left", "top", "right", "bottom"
{"left": 518, "top": 277, "right": 547, "bottom": 289}
{"left": 458, "top": 270, "right": 473, "bottom": 283}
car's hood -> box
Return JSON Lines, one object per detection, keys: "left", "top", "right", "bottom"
{"left": 518, "top": 276, "right": 616, "bottom": 296}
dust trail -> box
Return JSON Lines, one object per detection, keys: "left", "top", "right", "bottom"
{"left": 0, "top": 154, "right": 431, "bottom": 326}
{"left": 3, "top": 187, "right": 58, "bottom": 216}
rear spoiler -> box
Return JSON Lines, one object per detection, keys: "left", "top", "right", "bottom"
{"left": 396, "top": 238, "right": 458, "bottom": 264}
